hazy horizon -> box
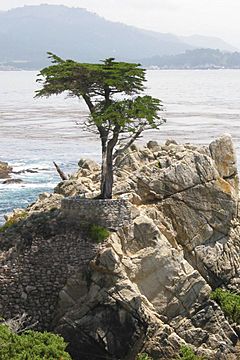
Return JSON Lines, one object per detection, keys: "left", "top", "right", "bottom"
{"left": 0, "top": 1, "right": 240, "bottom": 49}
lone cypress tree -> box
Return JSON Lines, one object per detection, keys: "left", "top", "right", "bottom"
{"left": 36, "top": 53, "right": 164, "bottom": 199}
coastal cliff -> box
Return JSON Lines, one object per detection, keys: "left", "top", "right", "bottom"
{"left": 0, "top": 134, "right": 239, "bottom": 359}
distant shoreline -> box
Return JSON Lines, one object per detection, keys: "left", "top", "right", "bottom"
{"left": 2, "top": 67, "right": 240, "bottom": 72}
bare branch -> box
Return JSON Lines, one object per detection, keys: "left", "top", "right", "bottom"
{"left": 113, "top": 125, "right": 144, "bottom": 160}
{"left": 53, "top": 162, "right": 69, "bottom": 180}
{"left": 2, "top": 313, "right": 38, "bottom": 333}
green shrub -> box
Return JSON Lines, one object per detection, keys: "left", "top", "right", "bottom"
{"left": 0, "top": 219, "right": 17, "bottom": 233}
{"left": 88, "top": 224, "right": 110, "bottom": 243}
{"left": 136, "top": 353, "right": 153, "bottom": 360}
{"left": 177, "top": 345, "right": 205, "bottom": 360}
{"left": 210, "top": 288, "right": 240, "bottom": 324}
{"left": 0, "top": 211, "right": 28, "bottom": 233}
{"left": 0, "top": 324, "right": 72, "bottom": 359}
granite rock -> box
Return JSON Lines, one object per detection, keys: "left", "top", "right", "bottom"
{"left": 1, "top": 135, "right": 239, "bottom": 359}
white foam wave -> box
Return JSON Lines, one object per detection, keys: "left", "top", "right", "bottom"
{"left": 12, "top": 163, "right": 52, "bottom": 172}
{"left": 0, "top": 182, "right": 57, "bottom": 190}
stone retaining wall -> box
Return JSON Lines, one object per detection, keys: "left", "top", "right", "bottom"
{"left": 0, "top": 198, "right": 132, "bottom": 330}
{"left": 61, "top": 198, "right": 131, "bottom": 230}
{"left": 0, "top": 231, "right": 100, "bottom": 330}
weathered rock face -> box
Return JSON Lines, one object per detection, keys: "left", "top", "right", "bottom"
{"left": 0, "top": 135, "right": 240, "bottom": 359}
{"left": 54, "top": 158, "right": 100, "bottom": 197}
{"left": 53, "top": 225, "right": 238, "bottom": 360}
{"left": 0, "top": 161, "right": 12, "bottom": 179}
{"left": 112, "top": 134, "right": 240, "bottom": 291}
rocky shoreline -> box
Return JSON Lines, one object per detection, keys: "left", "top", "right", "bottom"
{"left": 0, "top": 134, "right": 239, "bottom": 359}
{"left": 0, "top": 161, "right": 41, "bottom": 185}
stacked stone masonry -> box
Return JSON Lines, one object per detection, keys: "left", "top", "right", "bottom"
{"left": 0, "top": 232, "right": 100, "bottom": 330}
{"left": 0, "top": 199, "right": 131, "bottom": 330}
{"left": 61, "top": 198, "right": 132, "bottom": 230}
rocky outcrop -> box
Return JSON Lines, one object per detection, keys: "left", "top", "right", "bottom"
{"left": 53, "top": 134, "right": 240, "bottom": 359}
{"left": 2, "top": 178, "right": 23, "bottom": 184}
{"left": 111, "top": 134, "right": 240, "bottom": 291}
{"left": 0, "top": 161, "right": 12, "bottom": 179}
{"left": 53, "top": 222, "right": 238, "bottom": 359}
{"left": 54, "top": 159, "right": 100, "bottom": 198}
{"left": 0, "top": 134, "right": 239, "bottom": 359}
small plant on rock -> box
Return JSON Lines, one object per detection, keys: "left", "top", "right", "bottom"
{"left": 88, "top": 224, "right": 110, "bottom": 243}
{"left": 0, "top": 211, "right": 28, "bottom": 233}
{"left": 210, "top": 288, "right": 240, "bottom": 324}
{"left": 0, "top": 218, "right": 17, "bottom": 233}
{"left": 176, "top": 345, "right": 205, "bottom": 360}
{"left": 136, "top": 353, "right": 153, "bottom": 360}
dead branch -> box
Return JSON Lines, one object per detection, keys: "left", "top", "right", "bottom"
{"left": 53, "top": 162, "right": 68, "bottom": 181}
{"left": 2, "top": 313, "right": 38, "bottom": 333}
{"left": 113, "top": 125, "right": 144, "bottom": 160}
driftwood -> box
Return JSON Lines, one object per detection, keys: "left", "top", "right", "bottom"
{"left": 3, "top": 313, "right": 38, "bottom": 333}
{"left": 53, "top": 162, "right": 68, "bottom": 181}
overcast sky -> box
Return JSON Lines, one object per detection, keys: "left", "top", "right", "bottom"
{"left": 1, "top": 0, "right": 240, "bottom": 48}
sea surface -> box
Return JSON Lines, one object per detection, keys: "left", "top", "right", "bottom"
{"left": 1, "top": 69, "right": 240, "bottom": 224}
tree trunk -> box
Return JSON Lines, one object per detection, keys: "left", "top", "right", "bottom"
{"left": 100, "top": 145, "right": 114, "bottom": 199}
{"left": 100, "top": 128, "right": 120, "bottom": 199}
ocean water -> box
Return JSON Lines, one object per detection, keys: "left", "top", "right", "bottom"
{"left": 0, "top": 69, "right": 240, "bottom": 224}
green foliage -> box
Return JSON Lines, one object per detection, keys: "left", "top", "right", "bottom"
{"left": 210, "top": 288, "right": 240, "bottom": 324}
{"left": 177, "top": 345, "right": 205, "bottom": 360}
{"left": 88, "top": 224, "right": 110, "bottom": 243}
{"left": 91, "top": 95, "right": 162, "bottom": 131}
{"left": 36, "top": 54, "right": 146, "bottom": 98}
{"left": 136, "top": 353, "right": 153, "bottom": 360}
{"left": 0, "top": 211, "right": 28, "bottom": 233}
{"left": 0, "top": 219, "right": 17, "bottom": 233}
{"left": 36, "top": 54, "right": 164, "bottom": 136}
{"left": 0, "top": 324, "right": 72, "bottom": 359}
{"left": 36, "top": 53, "right": 164, "bottom": 198}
